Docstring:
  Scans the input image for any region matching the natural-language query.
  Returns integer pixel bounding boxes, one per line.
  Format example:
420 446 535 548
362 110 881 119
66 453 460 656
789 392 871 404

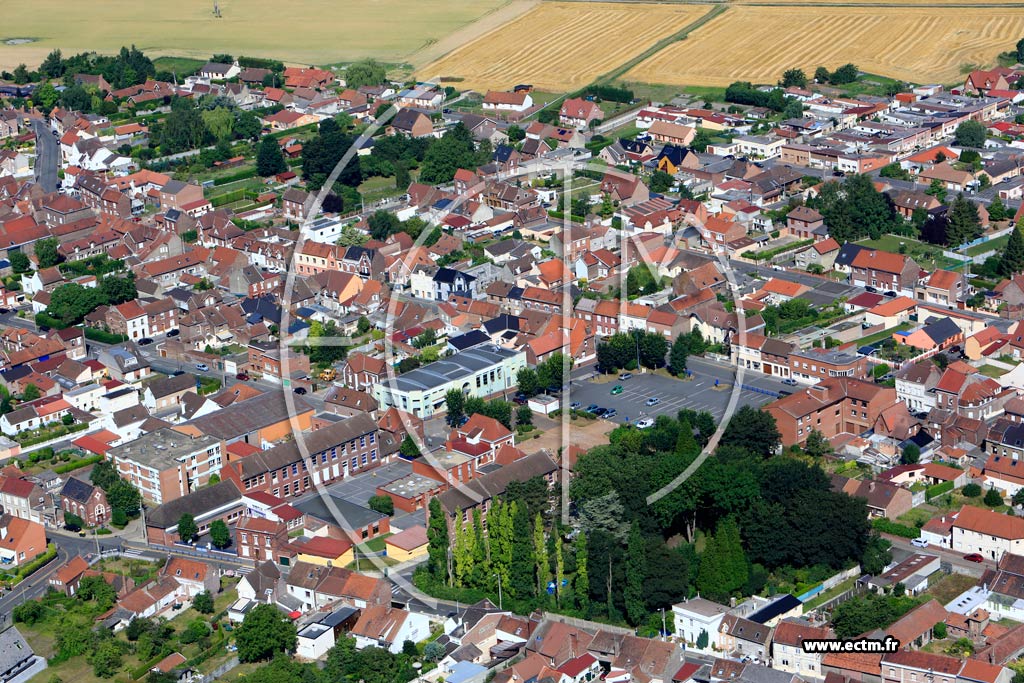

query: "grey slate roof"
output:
146 480 242 529
60 476 96 505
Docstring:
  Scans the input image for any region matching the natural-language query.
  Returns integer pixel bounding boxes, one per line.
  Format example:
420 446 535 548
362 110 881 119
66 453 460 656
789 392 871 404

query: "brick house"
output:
235 515 289 563
60 476 110 525
765 377 900 446
850 250 922 295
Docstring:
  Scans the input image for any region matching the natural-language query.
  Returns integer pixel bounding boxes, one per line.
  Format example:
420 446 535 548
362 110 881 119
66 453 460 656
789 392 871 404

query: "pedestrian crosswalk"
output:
122 549 145 559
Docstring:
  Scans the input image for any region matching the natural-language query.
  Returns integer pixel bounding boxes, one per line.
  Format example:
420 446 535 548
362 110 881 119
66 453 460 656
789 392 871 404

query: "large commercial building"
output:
373 346 526 418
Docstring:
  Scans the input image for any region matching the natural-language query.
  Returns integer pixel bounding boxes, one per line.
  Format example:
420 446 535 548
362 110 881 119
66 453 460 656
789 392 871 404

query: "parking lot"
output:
565 358 794 426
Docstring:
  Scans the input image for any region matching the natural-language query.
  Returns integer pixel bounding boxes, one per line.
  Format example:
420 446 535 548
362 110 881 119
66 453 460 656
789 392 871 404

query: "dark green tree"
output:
624 521 647 625
509 502 535 599
90 458 118 489
720 406 780 458
210 519 231 548
955 120 987 148
34 237 62 268
517 367 540 397
985 487 1004 507
946 194 981 248
901 443 921 464
344 59 387 88
106 480 141 515
235 604 298 662
668 334 689 376
177 513 199 543
256 135 287 177
427 498 449 581
368 495 395 516
445 389 466 427
829 63 859 84
780 68 807 88
9 251 30 273
1001 225 1024 277
192 590 214 614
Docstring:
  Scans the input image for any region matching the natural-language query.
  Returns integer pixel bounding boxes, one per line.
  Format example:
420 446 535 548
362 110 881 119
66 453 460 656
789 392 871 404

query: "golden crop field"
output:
421 1 713 92
627 5 1024 87
0 0 509 71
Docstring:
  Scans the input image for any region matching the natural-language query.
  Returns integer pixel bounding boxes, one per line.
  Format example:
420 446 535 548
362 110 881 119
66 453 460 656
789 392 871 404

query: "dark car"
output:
512 393 528 405
883 291 897 298
570 401 581 410
586 404 600 413
236 372 250 381
865 286 878 293
167 329 180 337
963 553 985 563
293 387 308 395
592 407 608 417
138 337 154 345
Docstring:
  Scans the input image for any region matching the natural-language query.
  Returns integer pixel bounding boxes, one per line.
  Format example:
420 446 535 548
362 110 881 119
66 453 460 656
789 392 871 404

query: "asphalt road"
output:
885 534 993 578
31 119 58 193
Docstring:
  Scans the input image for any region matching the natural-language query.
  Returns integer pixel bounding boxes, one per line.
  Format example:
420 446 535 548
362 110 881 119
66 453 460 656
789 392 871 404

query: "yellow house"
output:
294 536 355 568
385 525 428 563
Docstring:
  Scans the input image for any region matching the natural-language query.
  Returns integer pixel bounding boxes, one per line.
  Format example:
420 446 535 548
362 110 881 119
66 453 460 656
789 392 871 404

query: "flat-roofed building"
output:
108 428 222 504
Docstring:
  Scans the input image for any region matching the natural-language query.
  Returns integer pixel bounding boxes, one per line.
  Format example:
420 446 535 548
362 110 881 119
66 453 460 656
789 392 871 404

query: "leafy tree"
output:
955 120 987 148
63 512 85 531
624 521 647 625
13 600 46 625
808 174 901 242
720 406 780 458
533 513 550 597
516 404 533 427
901 443 921 465
210 519 231 548
1001 225 1024 277
649 170 674 194
933 621 948 639
9 251 30 273
236 603 298 662
106 480 141 515
445 389 466 427
192 590 214 614
517 367 540 397
256 135 287 177
879 163 911 181
783 98 804 120
202 106 234 141
804 429 832 457
831 592 922 638
40 49 64 78
1013 488 1024 507
99 273 138 305
575 531 590 614
420 123 480 184
21 383 40 401
35 237 62 268
111 508 128 527
367 210 400 240
780 68 807 88
94 452 123 491
344 59 387 88
368 494 395 516
814 66 831 83
861 533 892 575
399 435 420 458
88 638 124 678
830 63 859 84
985 487 1004 507
424 641 445 662
156 97 211 155
509 502 535 598
427 498 449 581
1017 37 1024 64
12 64 30 85
177 513 198 543
668 334 689 376
637 331 668 369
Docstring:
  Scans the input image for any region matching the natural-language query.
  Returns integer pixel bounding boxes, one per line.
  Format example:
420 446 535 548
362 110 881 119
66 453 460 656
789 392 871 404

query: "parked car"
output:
138 337 154 346
196 363 210 372
592 407 608 417
910 538 929 548
865 286 878 293
235 372 250 381
963 553 985 563
619 372 633 380
636 417 655 429
585 404 600 414
167 329 180 337
603 409 617 419
512 393 527 405
781 378 798 386
883 291 897 298
570 401 581 410
293 387 307 395
645 397 660 406
611 385 623 395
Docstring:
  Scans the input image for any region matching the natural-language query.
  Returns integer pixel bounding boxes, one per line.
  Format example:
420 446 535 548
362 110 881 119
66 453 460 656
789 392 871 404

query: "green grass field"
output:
0 0 507 71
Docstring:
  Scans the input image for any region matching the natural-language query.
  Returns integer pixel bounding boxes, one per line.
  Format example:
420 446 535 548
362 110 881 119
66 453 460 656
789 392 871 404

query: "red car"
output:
235 372 250 381
963 553 985 563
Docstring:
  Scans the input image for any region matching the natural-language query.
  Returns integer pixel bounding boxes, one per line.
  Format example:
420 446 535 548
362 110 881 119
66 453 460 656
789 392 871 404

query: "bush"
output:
933 621 947 639
926 481 954 501
64 513 85 531
84 328 128 344
872 518 920 539
963 483 982 497
368 494 394 516
984 488 1004 507
53 454 102 474
111 508 128 528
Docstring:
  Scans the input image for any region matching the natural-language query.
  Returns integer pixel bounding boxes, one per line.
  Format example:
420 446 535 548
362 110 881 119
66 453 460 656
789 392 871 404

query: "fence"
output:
195 656 240 683
740 384 781 399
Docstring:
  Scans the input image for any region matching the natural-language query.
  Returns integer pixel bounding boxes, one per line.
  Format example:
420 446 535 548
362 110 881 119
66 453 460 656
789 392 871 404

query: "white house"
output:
351 605 431 654
672 597 729 654
952 505 1024 561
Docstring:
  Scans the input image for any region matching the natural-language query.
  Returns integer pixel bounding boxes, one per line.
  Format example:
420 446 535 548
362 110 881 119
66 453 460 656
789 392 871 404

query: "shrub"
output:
984 488 1004 507
871 518 920 538
64 513 85 531
963 483 982 497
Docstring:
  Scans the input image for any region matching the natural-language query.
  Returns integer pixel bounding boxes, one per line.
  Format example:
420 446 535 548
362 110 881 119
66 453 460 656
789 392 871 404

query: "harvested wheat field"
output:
627 5 1024 87
421 1 713 91
0 0 508 71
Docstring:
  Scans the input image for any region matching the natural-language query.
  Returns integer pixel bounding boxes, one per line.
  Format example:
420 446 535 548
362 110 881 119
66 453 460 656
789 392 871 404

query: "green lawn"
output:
857 323 911 347
152 56 205 77
968 234 1009 257
897 508 933 528
802 577 857 613
978 364 1006 378
358 175 405 203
